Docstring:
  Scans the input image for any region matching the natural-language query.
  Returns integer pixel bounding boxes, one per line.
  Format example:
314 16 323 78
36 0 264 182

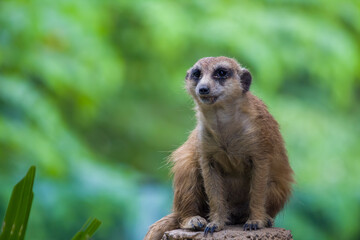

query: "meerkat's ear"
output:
239 68 252 93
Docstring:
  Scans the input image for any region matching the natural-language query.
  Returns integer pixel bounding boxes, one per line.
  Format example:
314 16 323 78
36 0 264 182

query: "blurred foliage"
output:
0 0 359 239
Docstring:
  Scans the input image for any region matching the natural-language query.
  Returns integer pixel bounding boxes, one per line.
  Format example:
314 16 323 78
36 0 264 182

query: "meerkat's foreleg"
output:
243 157 272 230
200 157 229 236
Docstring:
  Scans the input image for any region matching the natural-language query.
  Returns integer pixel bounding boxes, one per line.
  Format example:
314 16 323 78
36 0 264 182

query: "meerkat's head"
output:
185 56 252 106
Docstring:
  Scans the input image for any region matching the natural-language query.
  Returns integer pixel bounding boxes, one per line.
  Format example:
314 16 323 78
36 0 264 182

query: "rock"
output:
162 226 293 240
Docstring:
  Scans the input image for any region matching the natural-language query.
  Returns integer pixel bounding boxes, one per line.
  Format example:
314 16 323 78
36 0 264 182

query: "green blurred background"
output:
0 0 360 239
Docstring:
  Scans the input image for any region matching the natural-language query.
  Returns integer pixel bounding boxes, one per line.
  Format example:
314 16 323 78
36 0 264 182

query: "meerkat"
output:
144 56 294 240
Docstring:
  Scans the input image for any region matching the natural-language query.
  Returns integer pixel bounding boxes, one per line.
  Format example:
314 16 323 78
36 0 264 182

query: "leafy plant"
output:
0 167 35 240
0 166 101 240
72 218 102 240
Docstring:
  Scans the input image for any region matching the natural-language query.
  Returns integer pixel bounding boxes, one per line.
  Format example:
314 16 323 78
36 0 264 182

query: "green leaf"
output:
72 218 102 240
0 166 36 240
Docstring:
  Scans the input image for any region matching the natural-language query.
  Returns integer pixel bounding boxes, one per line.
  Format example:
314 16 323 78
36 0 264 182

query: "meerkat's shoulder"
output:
241 92 268 113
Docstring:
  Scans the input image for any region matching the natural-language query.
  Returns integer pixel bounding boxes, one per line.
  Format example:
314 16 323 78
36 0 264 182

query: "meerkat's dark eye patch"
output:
213 67 232 86
213 67 232 79
191 68 202 81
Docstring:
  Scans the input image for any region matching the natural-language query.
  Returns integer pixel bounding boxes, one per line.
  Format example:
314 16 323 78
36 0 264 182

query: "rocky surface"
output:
162 226 293 240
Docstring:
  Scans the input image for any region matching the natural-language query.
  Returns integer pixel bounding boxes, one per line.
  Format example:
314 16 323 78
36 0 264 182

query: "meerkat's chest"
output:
199 110 256 173
202 117 255 154
201 129 253 175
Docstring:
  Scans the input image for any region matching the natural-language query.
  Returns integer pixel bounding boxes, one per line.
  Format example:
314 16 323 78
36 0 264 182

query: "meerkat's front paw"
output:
204 220 224 237
181 216 207 230
243 217 273 231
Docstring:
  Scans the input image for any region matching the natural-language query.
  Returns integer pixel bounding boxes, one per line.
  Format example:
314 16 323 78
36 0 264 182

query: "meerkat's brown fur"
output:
144 57 294 240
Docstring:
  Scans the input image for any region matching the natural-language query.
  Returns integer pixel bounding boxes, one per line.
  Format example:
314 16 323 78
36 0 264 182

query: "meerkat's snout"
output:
197 84 218 104
197 83 218 104
198 85 210 95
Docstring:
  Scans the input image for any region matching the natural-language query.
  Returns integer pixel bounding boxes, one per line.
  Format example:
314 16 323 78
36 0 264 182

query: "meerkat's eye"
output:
192 69 201 80
218 70 226 77
214 68 229 79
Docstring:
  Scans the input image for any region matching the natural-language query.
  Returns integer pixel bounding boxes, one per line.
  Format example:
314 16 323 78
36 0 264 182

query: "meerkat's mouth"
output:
200 96 218 104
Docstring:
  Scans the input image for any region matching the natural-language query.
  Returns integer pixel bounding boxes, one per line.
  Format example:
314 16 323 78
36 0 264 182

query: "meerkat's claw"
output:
181 216 207 230
252 223 258 230
244 218 270 231
191 222 204 230
210 225 217 235
204 221 221 237
243 223 253 231
204 225 217 237
243 222 259 231
204 226 209 237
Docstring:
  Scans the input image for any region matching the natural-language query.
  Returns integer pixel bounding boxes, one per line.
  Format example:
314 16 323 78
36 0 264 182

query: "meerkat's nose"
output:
199 85 210 95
